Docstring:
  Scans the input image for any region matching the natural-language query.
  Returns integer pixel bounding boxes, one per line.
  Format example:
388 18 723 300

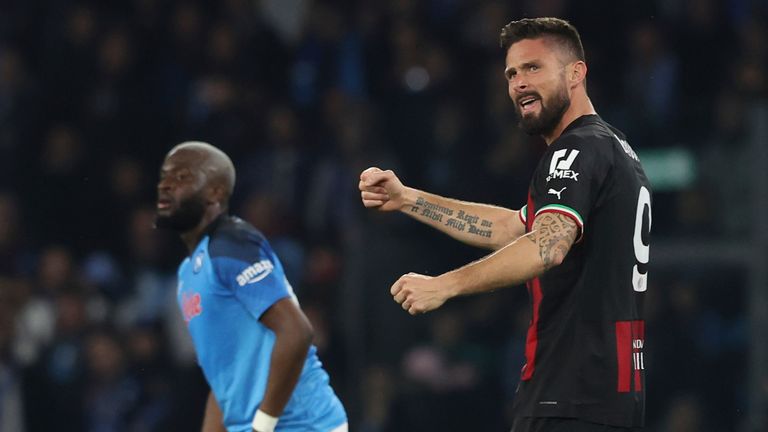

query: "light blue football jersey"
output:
176 215 347 432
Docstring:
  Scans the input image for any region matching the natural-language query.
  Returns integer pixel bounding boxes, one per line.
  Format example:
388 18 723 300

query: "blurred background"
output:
0 0 767 431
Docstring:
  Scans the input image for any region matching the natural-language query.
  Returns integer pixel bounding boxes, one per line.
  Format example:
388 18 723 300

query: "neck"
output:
542 89 596 145
180 205 226 253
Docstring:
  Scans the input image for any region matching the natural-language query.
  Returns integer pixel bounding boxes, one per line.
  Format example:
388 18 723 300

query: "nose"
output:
511 76 528 93
158 176 172 193
508 77 528 100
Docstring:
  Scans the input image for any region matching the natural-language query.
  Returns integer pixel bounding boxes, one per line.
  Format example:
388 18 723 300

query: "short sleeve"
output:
210 234 292 319
532 135 611 240
519 204 528 225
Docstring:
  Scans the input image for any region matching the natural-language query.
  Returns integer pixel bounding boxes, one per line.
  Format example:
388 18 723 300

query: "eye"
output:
528 64 539 72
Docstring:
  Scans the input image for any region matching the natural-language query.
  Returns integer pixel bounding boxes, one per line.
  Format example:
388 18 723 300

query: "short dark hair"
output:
500 17 585 62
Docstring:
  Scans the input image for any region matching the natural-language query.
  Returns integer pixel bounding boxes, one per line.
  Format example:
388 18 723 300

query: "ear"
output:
568 61 587 88
204 185 222 206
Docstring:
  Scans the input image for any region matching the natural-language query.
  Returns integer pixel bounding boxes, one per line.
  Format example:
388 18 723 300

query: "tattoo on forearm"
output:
411 196 452 222
527 213 578 268
444 210 493 238
412 197 494 238
414 197 454 216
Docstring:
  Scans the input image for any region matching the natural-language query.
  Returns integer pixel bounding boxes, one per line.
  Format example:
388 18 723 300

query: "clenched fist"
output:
359 167 408 212
390 272 452 315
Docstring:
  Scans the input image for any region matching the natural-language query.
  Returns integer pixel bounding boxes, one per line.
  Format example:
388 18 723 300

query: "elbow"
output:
300 319 315 348
274 317 314 353
489 239 507 251
292 315 314 352
490 234 516 251
491 219 525 251
544 253 565 270
540 245 569 271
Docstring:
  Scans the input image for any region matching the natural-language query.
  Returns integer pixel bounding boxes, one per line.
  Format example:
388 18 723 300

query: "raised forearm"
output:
442 233 545 296
442 212 578 297
391 213 578 315
399 187 525 250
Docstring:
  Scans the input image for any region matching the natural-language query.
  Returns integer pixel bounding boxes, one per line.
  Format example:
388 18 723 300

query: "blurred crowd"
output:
0 0 766 431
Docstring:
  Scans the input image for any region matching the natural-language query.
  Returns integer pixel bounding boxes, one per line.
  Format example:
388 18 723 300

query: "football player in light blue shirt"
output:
155 141 347 432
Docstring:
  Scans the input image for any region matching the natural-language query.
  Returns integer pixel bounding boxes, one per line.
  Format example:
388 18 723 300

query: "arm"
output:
359 167 525 250
255 297 314 428
201 391 227 432
391 213 578 315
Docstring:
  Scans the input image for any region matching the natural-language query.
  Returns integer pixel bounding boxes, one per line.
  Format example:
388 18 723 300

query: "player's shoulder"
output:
554 115 621 153
207 215 271 262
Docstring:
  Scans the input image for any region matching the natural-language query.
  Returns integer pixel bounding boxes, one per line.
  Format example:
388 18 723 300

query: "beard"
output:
155 193 207 232
516 80 571 136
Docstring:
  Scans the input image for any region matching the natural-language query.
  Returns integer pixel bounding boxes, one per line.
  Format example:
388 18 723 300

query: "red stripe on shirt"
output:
632 320 645 391
521 191 540 381
616 321 632 392
521 276 543 381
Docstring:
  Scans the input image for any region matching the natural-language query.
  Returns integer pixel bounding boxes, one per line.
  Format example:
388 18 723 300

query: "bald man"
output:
156 142 347 432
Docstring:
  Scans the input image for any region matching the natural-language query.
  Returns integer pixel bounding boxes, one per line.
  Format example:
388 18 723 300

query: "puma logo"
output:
548 187 566 200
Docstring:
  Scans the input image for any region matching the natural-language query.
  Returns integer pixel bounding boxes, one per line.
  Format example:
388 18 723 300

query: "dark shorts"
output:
511 417 640 432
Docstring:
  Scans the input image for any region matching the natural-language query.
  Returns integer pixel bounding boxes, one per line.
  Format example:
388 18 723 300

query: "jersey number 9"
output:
632 186 651 292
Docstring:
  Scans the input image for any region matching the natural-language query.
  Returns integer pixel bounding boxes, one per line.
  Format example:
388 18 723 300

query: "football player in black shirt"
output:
359 17 650 432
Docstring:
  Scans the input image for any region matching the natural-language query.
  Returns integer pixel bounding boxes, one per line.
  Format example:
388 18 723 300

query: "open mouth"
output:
519 96 541 114
157 198 173 210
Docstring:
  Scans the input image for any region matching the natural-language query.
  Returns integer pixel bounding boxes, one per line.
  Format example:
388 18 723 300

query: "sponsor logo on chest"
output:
547 149 580 182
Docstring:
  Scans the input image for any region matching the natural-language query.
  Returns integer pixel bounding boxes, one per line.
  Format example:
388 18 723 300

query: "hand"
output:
359 167 407 212
391 273 451 315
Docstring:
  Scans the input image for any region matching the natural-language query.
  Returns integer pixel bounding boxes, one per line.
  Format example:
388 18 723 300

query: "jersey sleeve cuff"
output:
534 204 585 242
519 204 528 225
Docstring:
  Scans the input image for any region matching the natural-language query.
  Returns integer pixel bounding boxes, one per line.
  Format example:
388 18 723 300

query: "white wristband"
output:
252 409 278 432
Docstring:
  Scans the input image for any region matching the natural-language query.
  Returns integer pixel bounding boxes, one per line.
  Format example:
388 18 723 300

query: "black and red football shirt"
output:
512 115 651 428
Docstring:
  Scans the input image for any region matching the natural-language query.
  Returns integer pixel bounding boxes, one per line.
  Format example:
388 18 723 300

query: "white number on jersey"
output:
632 186 652 292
